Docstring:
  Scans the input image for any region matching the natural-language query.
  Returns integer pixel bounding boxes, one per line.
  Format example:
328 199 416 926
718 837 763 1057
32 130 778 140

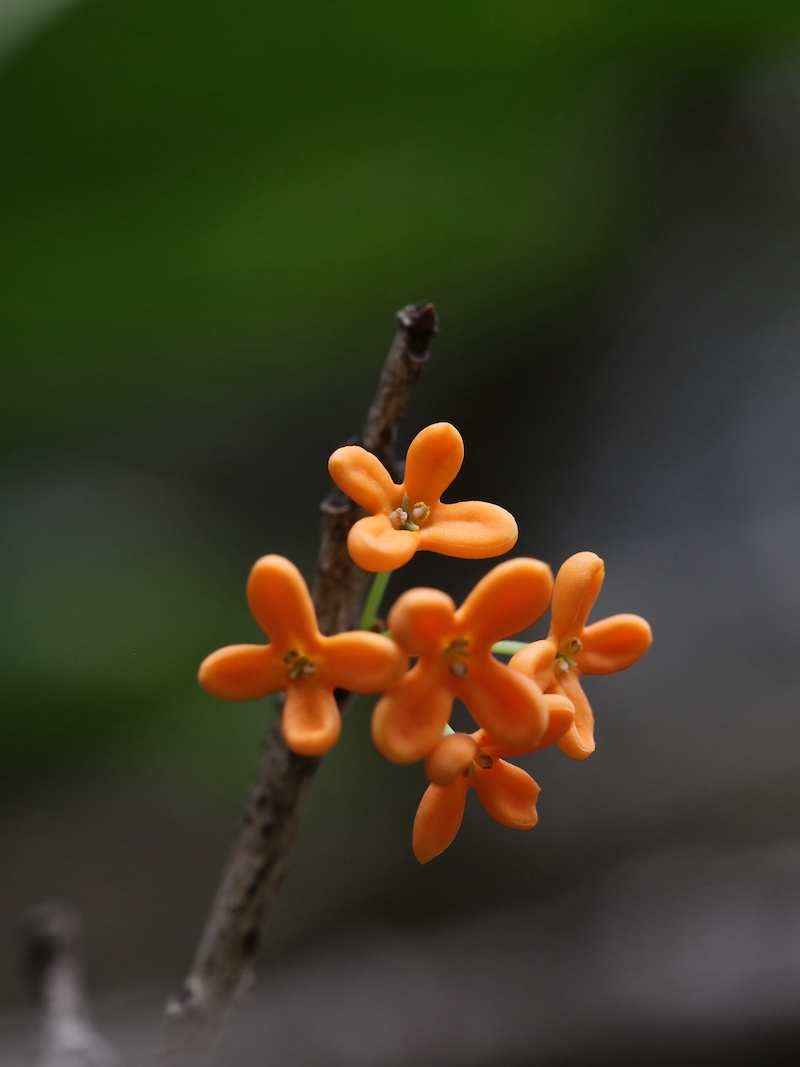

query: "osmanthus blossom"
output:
371 558 555 764
413 698 575 863
509 551 652 760
198 555 407 757
328 422 518 572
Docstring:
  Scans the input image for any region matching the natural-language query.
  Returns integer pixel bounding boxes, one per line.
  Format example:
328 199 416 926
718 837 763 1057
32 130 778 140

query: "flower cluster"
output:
199 422 651 862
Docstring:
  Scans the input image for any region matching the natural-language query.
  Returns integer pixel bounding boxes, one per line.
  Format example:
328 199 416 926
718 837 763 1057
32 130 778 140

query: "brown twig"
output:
157 302 438 1065
24 903 118 1067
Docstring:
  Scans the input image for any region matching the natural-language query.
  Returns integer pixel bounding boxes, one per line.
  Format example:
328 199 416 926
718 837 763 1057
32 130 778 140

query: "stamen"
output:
449 661 468 678
282 649 299 664
449 638 469 652
556 657 570 674
411 502 430 524
565 637 583 655
399 492 420 531
289 655 317 680
475 752 494 770
389 507 408 529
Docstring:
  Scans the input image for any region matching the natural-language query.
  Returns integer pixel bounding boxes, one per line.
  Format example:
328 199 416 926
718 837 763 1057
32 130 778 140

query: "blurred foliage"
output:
2 0 800 453
2 0 800 787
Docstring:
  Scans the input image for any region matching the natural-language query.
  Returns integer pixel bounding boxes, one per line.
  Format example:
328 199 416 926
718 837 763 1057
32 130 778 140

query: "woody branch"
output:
157 302 438 1066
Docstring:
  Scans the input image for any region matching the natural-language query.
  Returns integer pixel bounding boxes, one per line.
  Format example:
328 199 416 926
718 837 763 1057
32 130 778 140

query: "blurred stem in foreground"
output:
24 902 118 1067
157 302 438 1066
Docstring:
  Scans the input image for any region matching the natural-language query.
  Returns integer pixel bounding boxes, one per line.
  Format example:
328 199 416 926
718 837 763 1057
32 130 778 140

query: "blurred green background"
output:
3 0 800 1033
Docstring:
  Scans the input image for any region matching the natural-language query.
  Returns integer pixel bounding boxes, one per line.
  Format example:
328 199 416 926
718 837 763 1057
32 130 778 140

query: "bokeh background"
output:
3 1 800 1063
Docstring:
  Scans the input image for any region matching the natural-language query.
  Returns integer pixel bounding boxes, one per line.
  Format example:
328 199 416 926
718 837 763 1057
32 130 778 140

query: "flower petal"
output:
403 422 464 504
549 552 604 643
577 614 652 675
328 445 397 512
477 691 573 757
425 733 478 785
474 761 540 829
464 656 547 750
247 555 319 649
509 638 557 691
458 558 553 649
412 781 469 863
282 679 341 756
347 514 420 572
554 671 595 760
321 631 408 691
198 643 285 700
372 661 454 763
537 693 575 749
419 500 518 560
386 587 457 656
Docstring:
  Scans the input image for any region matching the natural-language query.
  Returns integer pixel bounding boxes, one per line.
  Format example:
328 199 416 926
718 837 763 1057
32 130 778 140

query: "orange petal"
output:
247 555 319 648
198 643 285 700
577 614 652 675
328 445 397 513
554 671 595 760
536 693 575 749
321 631 408 691
509 638 557 691
425 733 478 785
458 558 552 649
371 661 454 763
549 552 604 643
347 514 420 572
474 760 540 829
403 422 464 504
281 679 341 756
412 780 469 863
464 656 547 750
386 587 457 656
420 500 518 560
477 691 573 757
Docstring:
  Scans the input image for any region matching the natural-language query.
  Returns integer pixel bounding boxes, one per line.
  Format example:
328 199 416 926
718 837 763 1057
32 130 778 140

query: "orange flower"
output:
509 551 652 760
328 422 518 572
372 558 554 763
413 703 574 863
198 555 407 757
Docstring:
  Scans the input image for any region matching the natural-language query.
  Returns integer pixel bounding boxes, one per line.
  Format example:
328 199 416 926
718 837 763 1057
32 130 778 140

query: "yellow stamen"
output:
289 655 317 680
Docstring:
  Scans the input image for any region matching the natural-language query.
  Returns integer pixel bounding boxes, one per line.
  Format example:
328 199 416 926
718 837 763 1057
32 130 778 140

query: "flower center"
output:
462 748 494 776
389 493 430 531
445 637 470 678
283 649 317 679
555 636 581 674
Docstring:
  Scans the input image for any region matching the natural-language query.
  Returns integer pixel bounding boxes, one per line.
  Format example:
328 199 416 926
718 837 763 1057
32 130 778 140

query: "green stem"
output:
359 570 392 631
490 639 527 656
